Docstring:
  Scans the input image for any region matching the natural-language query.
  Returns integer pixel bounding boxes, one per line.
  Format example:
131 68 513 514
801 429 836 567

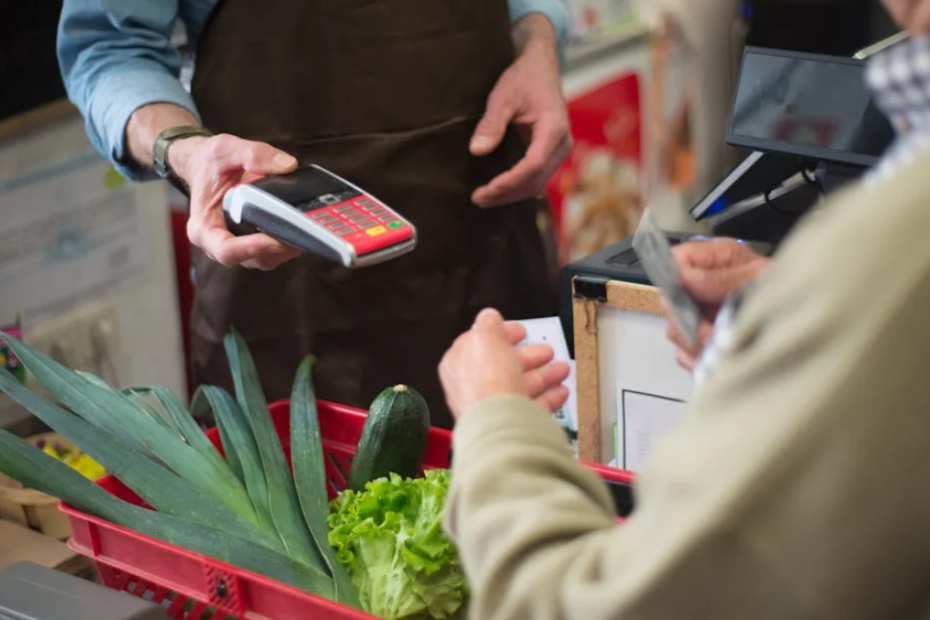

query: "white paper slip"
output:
616 388 686 471
516 317 577 435
632 209 701 348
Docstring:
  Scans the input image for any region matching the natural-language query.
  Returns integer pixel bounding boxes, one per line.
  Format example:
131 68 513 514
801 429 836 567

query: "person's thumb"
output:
470 96 514 156
233 140 298 175
681 262 761 303
472 308 506 333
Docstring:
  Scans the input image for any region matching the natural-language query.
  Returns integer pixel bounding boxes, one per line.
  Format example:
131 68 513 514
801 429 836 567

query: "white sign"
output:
598 307 693 468
616 388 686 470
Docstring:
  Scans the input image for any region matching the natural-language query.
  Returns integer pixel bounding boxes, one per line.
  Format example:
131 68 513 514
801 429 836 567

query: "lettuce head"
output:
328 468 468 620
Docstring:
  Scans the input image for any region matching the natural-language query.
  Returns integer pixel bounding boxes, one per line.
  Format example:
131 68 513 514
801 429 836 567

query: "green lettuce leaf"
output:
328 469 467 619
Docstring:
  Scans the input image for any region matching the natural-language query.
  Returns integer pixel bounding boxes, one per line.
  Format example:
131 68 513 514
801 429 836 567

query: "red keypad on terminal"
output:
308 195 413 255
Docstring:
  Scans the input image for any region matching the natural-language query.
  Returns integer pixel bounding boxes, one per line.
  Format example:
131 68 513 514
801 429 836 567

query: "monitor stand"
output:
706 172 820 245
705 157 871 246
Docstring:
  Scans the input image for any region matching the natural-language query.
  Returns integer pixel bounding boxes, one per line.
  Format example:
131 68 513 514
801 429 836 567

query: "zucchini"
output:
348 384 430 491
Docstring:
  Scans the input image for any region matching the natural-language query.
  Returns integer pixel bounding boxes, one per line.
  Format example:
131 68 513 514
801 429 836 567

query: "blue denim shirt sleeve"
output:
57 0 200 180
509 0 572 59
57 0 572 181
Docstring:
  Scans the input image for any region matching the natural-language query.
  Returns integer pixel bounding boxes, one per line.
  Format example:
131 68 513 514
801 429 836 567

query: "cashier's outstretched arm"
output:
442 163 930 619
122 103 302 271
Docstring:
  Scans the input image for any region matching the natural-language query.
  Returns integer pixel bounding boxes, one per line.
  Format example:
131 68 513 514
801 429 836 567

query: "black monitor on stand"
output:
689 45 896 244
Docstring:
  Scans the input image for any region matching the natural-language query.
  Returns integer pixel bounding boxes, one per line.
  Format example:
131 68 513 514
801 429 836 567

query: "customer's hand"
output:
881 0 930 35
665 238 771 370
170 134 302 270
470 14 572 208
440 309 571 421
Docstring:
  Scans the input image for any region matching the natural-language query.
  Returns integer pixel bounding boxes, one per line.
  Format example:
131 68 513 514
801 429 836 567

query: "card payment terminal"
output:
223 165 417 268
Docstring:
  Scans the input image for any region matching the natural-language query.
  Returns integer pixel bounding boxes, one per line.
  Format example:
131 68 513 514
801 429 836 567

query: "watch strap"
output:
153 125 214 195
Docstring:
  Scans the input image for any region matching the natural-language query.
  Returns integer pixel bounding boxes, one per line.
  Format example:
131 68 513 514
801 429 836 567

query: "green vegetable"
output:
0 330 364 609
2 335 257 524
120 386 177 433
329 469 468 620
223 330 322 569
290 356 360 607
349 385 430 491
192 385 277 534
151 386 223 460
0 423 334 597
0 369 282 552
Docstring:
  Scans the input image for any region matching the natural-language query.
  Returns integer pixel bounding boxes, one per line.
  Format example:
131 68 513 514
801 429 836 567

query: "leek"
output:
1 334 258 525
224 330 322 568
0 369 283 552
193 385 277 534
0 425 334 598
290 355 359 606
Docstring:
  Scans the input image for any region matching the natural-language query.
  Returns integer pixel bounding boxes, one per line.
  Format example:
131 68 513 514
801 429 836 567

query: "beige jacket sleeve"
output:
444 150 930 620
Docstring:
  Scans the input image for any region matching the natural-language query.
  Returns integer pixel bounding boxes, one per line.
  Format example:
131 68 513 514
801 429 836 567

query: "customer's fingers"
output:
911 0 930 34
503 321 528 344
675 348 697 372
517 344 555 371
524 361 571 398
535 385 570 414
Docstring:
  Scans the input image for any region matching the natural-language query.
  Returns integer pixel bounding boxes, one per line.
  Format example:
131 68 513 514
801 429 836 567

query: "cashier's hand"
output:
170 134 302 270
470 14 571 208
665 238 771 370
439 309 571 421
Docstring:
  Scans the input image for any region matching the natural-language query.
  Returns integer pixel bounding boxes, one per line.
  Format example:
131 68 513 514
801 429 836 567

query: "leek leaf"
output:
0 369 283 553
0 332 257 525
224 329 322 568
190 385 246 486
72 371 168 459
193 385 278 534
0 426 334 598
290 356 360 606
150 386 228 468
120 387 177 432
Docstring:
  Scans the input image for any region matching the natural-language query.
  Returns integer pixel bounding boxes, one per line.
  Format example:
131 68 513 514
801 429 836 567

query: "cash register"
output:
560 34 905 351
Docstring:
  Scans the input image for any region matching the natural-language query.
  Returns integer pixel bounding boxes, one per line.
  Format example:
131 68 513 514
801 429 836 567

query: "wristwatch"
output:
153 125 214 195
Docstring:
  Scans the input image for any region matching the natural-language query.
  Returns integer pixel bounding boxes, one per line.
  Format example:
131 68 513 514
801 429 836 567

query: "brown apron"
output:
188 0 557 429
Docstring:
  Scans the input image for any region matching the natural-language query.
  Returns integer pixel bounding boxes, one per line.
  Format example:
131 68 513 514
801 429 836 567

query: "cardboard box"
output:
0 520 94 578
0 432 77 539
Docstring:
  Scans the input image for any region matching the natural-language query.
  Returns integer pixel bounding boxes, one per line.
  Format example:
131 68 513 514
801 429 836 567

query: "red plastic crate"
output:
60 400 634 620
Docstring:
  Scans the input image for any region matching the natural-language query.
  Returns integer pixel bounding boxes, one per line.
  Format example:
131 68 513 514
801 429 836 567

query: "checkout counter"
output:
559 36 902 465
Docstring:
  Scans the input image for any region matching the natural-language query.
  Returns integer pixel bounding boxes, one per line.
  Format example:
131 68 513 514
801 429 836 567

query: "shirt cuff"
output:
86 69 201 181
509 0 573 62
